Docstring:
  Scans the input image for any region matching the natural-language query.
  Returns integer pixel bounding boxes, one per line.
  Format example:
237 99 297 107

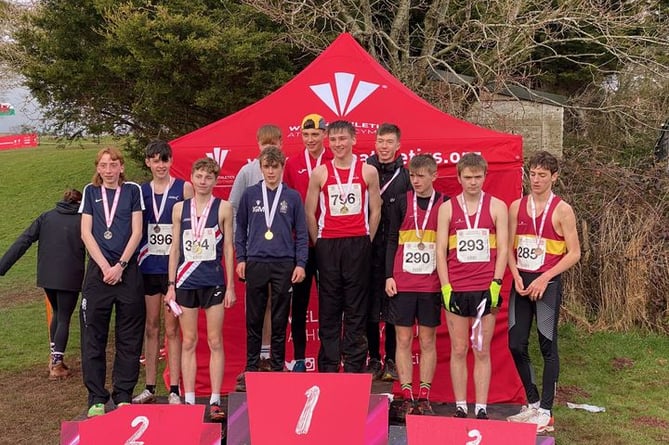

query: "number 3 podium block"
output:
240 372 386 445
406 414 538 445
60 405 220 445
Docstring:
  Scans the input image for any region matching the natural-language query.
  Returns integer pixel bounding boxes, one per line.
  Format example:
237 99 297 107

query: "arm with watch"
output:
103 209 143 286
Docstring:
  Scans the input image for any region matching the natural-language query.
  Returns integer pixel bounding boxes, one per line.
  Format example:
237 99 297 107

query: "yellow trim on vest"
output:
399 229 437 244
513 235 566 255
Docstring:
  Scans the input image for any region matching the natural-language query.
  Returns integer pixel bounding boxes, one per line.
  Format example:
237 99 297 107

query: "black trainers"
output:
381 359 398 381
399 399 416 421
454 406 468 418
365 358 383 380
476 408 489 420
415 398 435 415
235 373 246 392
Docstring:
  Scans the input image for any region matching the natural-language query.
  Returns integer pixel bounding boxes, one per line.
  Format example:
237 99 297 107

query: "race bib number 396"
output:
147 224 173 255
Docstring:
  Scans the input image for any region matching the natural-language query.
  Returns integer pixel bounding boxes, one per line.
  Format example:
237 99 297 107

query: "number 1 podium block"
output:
244 372 386 445
60 404 220 445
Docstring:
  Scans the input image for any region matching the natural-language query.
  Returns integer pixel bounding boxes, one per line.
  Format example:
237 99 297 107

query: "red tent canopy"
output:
169 33 525 404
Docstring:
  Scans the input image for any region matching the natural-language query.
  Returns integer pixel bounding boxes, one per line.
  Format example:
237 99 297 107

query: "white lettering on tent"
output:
310 72 380 116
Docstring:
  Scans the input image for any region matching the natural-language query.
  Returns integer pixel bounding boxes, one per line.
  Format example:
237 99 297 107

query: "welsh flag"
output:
0 103 16 116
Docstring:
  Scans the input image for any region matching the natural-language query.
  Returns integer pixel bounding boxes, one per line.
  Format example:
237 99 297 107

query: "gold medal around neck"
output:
533 247 544 256
340 205 349 214
103 230 113 240
194 244 202 255
418 242 425 250
153 225 161 233
265 230 274 241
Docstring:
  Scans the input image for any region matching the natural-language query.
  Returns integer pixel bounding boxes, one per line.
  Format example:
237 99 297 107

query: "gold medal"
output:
340 205 349 214
103 230 113 240
153 225 161 233
194 243 202 255
533 247 544 256
265 230 274 240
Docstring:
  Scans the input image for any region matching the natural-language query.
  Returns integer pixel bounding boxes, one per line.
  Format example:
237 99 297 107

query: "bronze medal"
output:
533 247 544 256
153 225 161 233
418 242 425 250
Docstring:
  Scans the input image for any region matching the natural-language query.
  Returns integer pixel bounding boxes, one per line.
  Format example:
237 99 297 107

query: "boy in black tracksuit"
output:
235 146 309 381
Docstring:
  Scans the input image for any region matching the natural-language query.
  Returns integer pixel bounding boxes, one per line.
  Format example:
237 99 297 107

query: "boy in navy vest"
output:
164 157 236 421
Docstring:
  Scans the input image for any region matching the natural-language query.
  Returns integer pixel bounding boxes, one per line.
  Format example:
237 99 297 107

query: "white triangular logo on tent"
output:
310 72 380 116
206 146 229 168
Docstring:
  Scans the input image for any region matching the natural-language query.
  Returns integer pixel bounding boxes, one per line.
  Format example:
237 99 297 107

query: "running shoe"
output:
258 357 272 372
49 362 71 380
168 392 182 405
235 373 246 392
293 360 307 372
507 405 538 423
415 398 435 415
476 408 489 420
132 389 156 404
365 358 383 380
209 403 226 422
381 359 399 381
454 406 468 418
526 411 555 433
87 403 105 417
398 399 416 421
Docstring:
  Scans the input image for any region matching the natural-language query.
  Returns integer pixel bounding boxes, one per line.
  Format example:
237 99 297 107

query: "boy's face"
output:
529 165 557 195
302 129 325 155
458 166 486 196
191 168 217 195
97 153 124 186
375 132 400 163
260 160 284 188
328 129 355 159
409 167 436 196
145 154 172 180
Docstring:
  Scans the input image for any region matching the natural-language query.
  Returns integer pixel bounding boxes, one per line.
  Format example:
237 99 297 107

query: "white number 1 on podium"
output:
295 385 320 435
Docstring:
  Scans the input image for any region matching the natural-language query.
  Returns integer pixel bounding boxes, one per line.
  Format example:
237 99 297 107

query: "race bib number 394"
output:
182 228 216 262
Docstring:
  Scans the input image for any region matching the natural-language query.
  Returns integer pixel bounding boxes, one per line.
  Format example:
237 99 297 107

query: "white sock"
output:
185 392 196 405
538 408 551 416
456 401 468 413
260 345 271 359
209 393 220 405
529 401 540 409
475 403 487 414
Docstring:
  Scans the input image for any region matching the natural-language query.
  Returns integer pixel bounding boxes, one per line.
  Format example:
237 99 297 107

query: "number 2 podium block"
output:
60 404 220 445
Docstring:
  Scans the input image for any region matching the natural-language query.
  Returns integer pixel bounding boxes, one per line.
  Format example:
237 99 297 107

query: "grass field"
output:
0 141 667 444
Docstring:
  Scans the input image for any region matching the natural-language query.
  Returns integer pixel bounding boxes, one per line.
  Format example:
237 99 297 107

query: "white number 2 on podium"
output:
466 429 482 445
124 415 149 445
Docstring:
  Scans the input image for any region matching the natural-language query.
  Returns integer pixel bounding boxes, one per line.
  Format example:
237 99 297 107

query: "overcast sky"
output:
0 85 44 134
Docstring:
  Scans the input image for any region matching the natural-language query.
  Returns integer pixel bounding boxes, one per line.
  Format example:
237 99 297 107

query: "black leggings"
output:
44 288 79 355
508 273 562 411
